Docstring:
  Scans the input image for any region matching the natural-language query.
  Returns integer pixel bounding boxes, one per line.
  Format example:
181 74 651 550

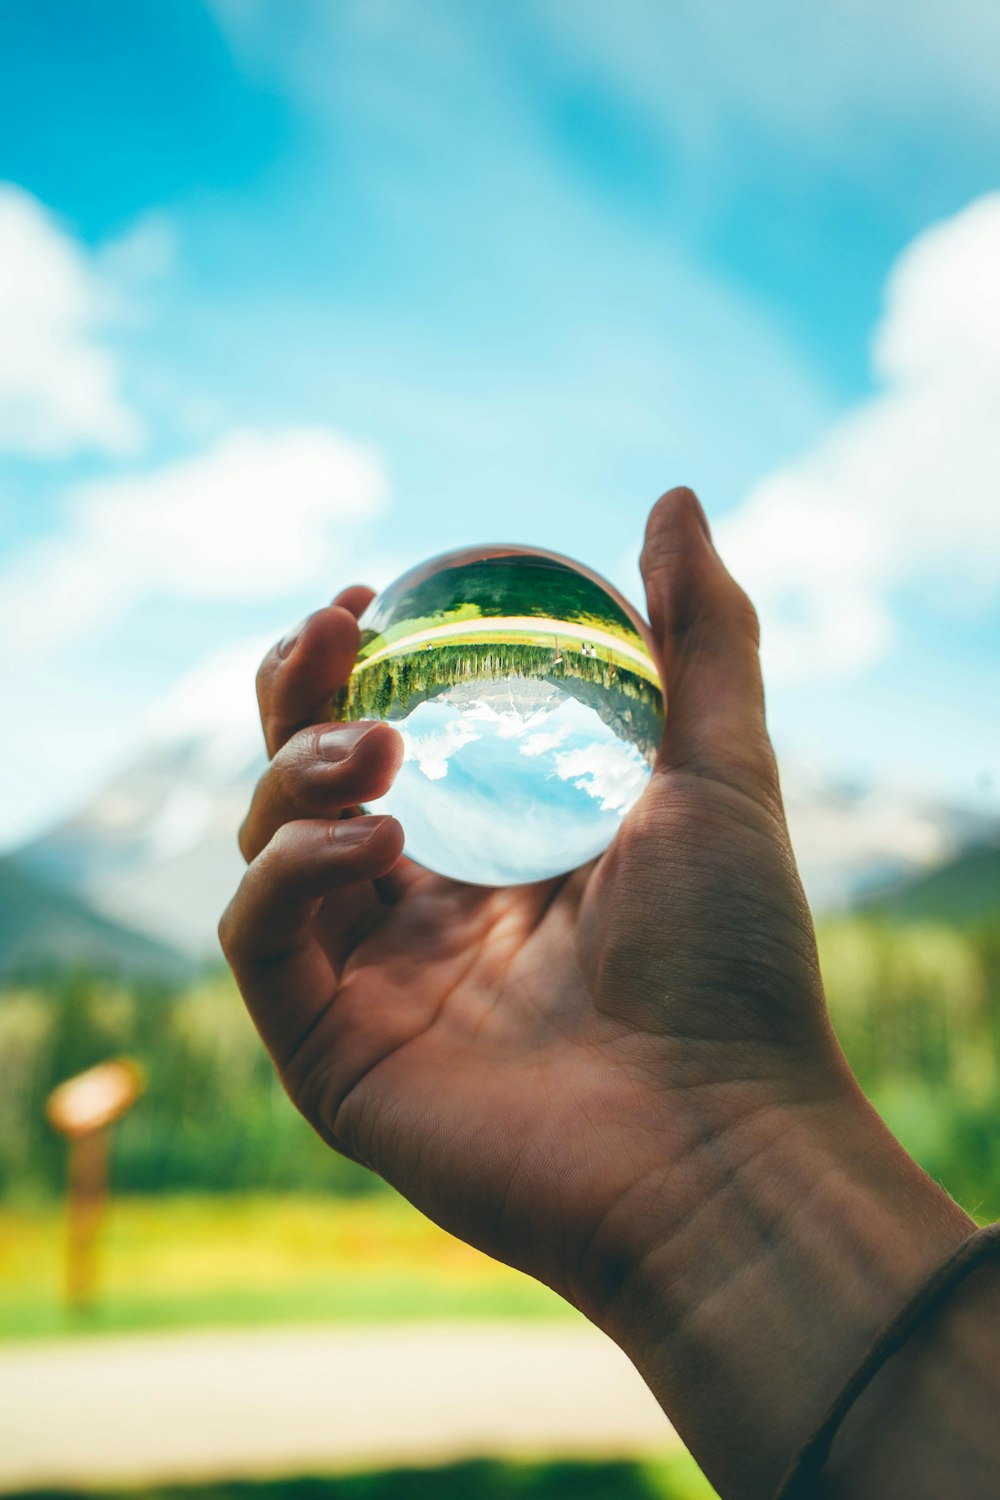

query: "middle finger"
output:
239 720 405 864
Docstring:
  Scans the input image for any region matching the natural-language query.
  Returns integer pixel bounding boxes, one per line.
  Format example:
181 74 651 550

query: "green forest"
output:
336 640 665 761
359 555 645 658
2 915 1000 1217
10 1455 718 1500
0 971 375 1201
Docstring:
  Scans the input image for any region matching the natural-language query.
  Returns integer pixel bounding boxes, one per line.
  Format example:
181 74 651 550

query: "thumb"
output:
640 487 778 802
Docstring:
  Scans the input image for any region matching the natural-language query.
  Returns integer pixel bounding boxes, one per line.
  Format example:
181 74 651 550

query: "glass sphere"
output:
332 544 665 886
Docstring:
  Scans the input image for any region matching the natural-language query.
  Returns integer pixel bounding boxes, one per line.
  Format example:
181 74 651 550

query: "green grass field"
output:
0 1193 575 1342
3 1457 719 1500
357 612 647 664
358 554 647 661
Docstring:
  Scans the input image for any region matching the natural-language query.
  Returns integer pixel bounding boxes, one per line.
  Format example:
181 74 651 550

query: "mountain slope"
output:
857 838 1000 926
19 732 999 958
0 855 191 982
11 640 999 955
18 736 260 961
17 641 267 961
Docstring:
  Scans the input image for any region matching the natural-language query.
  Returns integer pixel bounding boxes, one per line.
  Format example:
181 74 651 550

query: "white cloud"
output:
0 426 388 657
535 0 1000 154
553 739 649 813
143 633 273 776
97 213 177 291
0 183 140 456
520 727 569 757
716 191 1000 684
403 717 481 781
875 200 1000 381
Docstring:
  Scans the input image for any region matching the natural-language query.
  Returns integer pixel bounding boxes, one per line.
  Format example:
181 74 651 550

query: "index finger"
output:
257 584 376 757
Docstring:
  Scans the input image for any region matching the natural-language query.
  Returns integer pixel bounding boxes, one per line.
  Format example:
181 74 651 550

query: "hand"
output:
222 489 822 1282
220 488 973 1497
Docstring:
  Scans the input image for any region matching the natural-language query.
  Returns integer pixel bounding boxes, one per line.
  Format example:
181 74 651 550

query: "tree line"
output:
0 971 376 1200
336 640 664 762
2 917 999 1216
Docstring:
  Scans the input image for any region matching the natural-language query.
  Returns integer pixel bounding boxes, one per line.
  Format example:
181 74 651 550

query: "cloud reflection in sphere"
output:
331 545 665 886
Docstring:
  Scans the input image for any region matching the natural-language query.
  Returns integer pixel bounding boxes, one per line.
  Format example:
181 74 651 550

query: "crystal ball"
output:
332 544 665 886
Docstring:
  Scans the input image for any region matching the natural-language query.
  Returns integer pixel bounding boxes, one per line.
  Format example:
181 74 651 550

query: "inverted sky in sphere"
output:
367 688 650 885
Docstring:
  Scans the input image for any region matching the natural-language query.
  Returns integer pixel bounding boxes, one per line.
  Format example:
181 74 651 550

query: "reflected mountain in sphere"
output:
332 545 665 885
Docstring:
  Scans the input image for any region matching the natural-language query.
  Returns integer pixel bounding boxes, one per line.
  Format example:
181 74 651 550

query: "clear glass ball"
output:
332 544 665 886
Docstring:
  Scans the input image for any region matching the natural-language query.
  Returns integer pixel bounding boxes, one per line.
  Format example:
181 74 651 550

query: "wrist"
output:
584 1072 973 1499
824 1227 1000 1496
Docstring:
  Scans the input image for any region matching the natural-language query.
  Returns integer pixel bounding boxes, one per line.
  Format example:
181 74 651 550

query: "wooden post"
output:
65 1126 109 1309
47 1059 145 1314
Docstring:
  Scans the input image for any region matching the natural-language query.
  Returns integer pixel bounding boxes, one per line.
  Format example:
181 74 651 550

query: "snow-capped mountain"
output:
16 643 268 961
18 735 264 960
0 853 194 981
778 762 994 914
14 648 998 959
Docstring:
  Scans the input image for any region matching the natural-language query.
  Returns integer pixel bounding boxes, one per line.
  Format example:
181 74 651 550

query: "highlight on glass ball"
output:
331 545 665 886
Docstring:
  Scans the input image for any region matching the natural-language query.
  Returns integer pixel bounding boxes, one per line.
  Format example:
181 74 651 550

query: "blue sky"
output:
1 0 999 847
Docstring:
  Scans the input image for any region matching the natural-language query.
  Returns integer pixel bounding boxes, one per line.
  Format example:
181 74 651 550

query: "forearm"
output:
589 1077 979 1499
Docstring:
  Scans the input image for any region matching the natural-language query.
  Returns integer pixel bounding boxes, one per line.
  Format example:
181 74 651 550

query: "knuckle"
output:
287 738 339 811
262 734 318 807
287 722 322 756
727 582 760 645
269 739 308 799
217 899 238 962
284 1052 335 1132
255 649 278 705
639 531 682 592
263 819 302 867
660 742 784 820
237 811 255 862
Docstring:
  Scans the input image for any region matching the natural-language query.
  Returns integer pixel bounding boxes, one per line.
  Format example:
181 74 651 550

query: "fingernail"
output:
318 723 378 762
278 616 311 659
333 816 387 845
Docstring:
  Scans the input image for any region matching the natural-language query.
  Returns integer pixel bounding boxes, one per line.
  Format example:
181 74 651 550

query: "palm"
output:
294 857 597 1285
284 768 821 1302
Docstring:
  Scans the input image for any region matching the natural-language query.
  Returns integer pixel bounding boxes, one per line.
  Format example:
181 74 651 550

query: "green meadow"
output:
357 554 647 662
0 1193 571 1342
2 1456 719 1500
2 910 999 1343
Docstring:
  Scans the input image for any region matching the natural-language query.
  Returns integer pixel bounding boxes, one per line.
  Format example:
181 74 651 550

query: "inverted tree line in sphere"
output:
334 641 665 762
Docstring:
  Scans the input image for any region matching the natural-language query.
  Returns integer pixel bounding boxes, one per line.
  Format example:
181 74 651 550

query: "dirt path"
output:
0 1322 678 1490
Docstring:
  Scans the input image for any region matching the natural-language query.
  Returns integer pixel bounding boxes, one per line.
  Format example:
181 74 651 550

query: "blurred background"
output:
1 2 999 1497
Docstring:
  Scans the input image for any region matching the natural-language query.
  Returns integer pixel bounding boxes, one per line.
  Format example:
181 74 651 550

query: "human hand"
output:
220 488 973 1496
221 487 842 1290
